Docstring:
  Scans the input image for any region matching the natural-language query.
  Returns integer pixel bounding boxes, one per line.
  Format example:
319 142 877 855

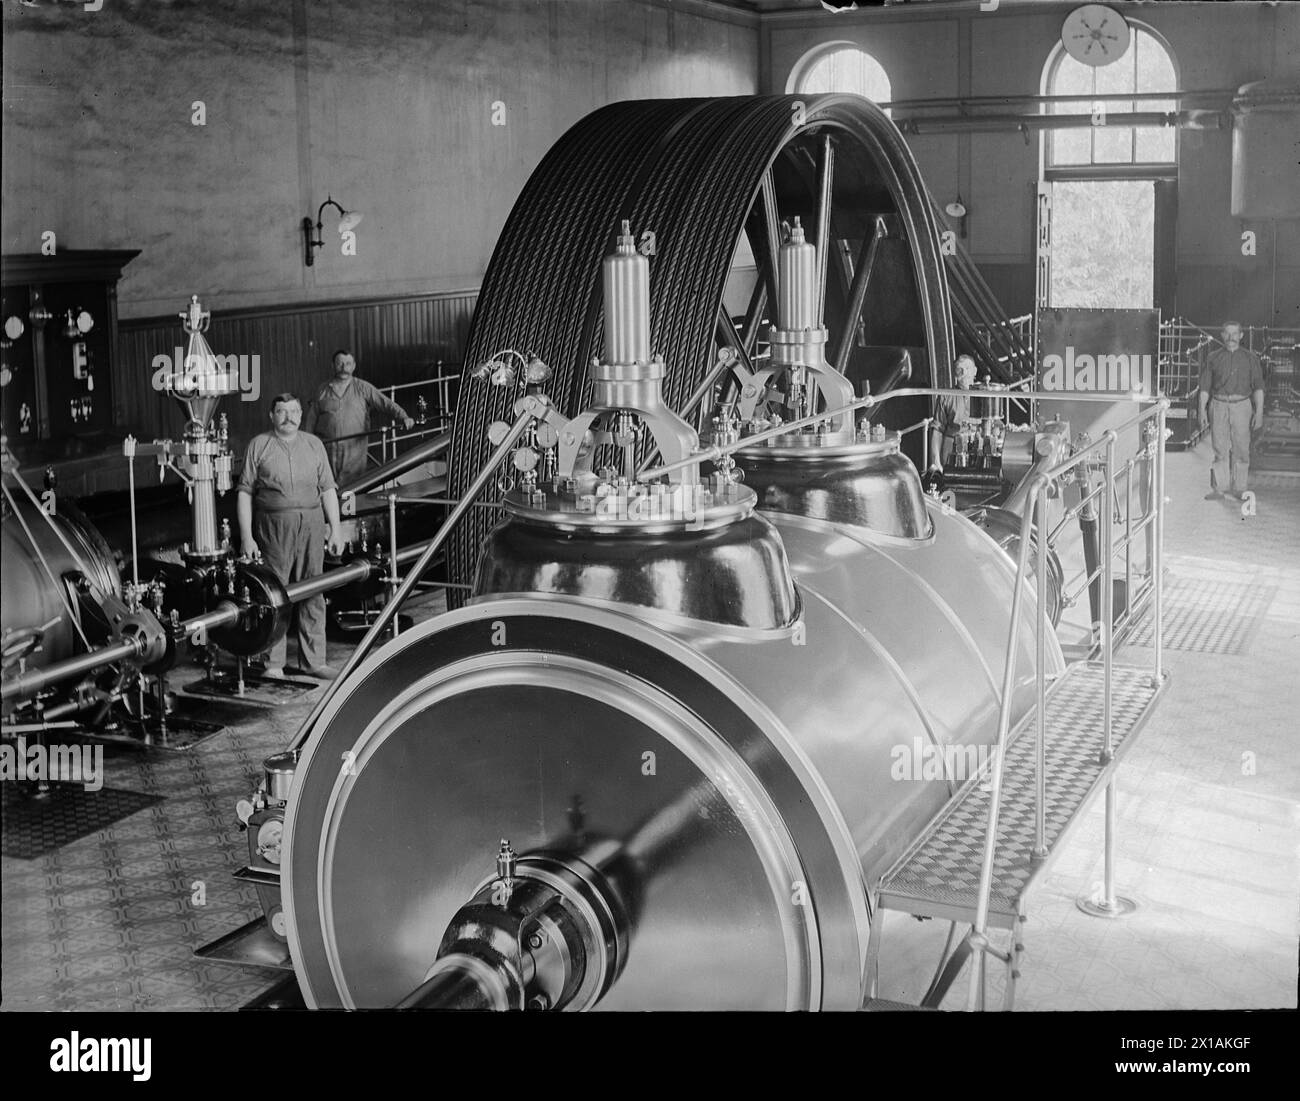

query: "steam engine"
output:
275 101 1065 1009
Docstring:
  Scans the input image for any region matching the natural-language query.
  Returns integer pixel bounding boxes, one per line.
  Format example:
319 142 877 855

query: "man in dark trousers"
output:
1199 321 1265 501
237 392 345 679
304 349 414 486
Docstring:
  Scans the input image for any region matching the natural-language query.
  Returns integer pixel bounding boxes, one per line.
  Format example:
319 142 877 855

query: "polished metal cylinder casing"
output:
602 226 650 367
474 508 798 629
1 497 121 682
777 219 819 332
282 487 1062 1010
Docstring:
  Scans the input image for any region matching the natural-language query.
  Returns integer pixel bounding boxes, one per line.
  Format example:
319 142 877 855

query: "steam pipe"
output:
4 638 143 699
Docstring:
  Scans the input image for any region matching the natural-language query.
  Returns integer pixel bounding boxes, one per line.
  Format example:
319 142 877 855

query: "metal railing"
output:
310 369 461 471
964 393 1168 1011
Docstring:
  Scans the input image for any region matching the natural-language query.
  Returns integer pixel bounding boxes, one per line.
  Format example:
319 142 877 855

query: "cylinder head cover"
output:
738 436 933 540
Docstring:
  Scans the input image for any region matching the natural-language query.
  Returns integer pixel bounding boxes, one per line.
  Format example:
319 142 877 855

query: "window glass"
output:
1047 28 1175 167
797 47 892 115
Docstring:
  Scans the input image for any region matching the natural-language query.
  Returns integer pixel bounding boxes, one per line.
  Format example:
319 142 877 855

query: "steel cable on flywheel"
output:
447 95 954 600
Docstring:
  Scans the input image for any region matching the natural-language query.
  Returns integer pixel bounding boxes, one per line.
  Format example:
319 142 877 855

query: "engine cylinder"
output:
283 494 1061 1010
1 496 120 679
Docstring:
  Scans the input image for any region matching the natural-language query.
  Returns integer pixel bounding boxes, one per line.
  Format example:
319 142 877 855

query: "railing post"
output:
1101 432 1115 762
966 473 1042 1012
1123 459 1133 615
1153 400 1167 684
388 491 400 641
1033 480 1048 861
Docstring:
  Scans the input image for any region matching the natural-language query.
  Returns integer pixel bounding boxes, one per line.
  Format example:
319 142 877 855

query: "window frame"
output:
1041 21 1180 175
786 40 893 114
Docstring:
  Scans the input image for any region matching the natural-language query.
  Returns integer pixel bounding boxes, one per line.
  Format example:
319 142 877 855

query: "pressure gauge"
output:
1061 5 1131 67
4 316 23 340
536 422 560 450
256 819 284 865
76 310 94 334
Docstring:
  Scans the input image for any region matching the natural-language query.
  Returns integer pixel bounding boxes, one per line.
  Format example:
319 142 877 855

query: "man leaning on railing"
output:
304 349 414 485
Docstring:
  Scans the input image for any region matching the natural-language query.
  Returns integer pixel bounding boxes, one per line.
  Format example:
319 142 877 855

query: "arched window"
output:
1045 25 1176 167
789 44 892 115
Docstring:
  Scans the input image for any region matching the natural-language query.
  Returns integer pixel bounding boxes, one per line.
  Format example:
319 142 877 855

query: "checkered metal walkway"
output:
877 662 1166 928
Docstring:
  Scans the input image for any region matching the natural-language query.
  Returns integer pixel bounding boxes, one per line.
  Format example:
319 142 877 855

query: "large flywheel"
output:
447 94 955 596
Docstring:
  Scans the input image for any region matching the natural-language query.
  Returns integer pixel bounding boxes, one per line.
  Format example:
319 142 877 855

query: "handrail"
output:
385 371 461 434
385 373 461 393
636 386 1157 483
965 395 1168 1010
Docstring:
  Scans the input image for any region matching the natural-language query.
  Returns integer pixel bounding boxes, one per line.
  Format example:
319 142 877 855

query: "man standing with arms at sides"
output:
928 354 978 471
237 392 345 680
1199 321 1265 501
304 349 415 486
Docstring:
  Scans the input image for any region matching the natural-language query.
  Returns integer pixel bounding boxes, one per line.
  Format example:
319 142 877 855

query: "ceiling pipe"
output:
879 88 1238 111
894 109 1224 136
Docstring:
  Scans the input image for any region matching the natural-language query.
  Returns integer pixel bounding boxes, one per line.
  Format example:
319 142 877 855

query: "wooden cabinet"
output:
1 250 139 462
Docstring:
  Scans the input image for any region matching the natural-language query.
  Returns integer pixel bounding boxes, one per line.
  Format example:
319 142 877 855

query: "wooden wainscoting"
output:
117 289 478 450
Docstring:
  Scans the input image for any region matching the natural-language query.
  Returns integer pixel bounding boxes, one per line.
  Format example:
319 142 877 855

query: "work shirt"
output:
237 430 336 512
304 376 409 485
934 391 971 439
1199 347 1265 400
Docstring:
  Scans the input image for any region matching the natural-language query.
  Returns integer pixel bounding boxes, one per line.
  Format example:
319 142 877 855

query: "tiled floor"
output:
3 443 1297 1011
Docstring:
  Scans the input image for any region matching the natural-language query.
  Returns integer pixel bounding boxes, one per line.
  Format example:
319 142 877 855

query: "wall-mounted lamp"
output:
303 196 364 267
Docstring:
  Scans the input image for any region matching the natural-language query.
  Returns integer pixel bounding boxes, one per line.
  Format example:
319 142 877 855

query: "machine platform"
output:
877 661 1167 929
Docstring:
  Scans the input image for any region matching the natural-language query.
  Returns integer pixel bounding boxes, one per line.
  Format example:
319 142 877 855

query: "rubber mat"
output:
1127 575 1277 654
1 783 164 860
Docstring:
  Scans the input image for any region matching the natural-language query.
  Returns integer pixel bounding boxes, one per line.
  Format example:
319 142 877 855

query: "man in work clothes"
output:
237 392 345 679
928 354 978 471
304 349 414 486
1198 321 1265 500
